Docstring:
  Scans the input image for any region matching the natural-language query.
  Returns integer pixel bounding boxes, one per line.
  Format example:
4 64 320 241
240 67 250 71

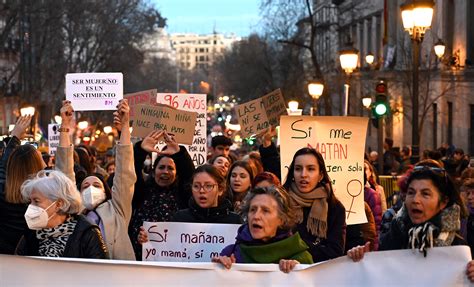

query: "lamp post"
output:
434 39 446 59
401 0 434 163
365 53 375 66
307 80 324 116
339 43 359 116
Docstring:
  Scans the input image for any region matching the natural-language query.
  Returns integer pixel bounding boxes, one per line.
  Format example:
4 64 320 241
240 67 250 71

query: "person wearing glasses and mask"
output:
55 100 136 260
348 165 467 261
137 165 241 245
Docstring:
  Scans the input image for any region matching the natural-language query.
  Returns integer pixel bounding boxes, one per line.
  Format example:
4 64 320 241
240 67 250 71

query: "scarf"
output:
406 204 461 257
36 217 77 257
289 183 328 239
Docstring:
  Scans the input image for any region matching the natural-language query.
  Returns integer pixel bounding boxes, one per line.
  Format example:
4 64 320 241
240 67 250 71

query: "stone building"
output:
312 0 474 155
170 32 241 70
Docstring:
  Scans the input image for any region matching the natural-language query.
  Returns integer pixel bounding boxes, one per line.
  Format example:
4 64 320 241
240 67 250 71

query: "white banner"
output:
280 116 368 225
156 93 207 166
142 222 240 262
48 124 61 156
1 246 471 286
65 72 123 111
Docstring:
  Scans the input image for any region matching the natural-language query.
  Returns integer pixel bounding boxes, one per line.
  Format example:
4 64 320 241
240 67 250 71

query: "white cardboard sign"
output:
142 221 240 262
65 73 123 111
156 93 207 166
280 116 369 225
48 124 61 156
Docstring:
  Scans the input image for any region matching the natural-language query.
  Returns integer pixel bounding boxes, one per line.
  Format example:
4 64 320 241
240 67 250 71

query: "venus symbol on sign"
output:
345 179 362 219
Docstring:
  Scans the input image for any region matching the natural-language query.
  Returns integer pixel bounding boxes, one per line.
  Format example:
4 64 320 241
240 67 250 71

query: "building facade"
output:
170 33 241 70
313 0 474 155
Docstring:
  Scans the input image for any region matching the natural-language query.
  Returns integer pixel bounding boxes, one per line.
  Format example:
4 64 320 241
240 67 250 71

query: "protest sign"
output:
124 89 157 119
48 124 61 156
236 89 287 138
156 93 207 166
142 221 240 262
2 246 470 286
131 104 197 145
65 73 123 111
280 116 369 225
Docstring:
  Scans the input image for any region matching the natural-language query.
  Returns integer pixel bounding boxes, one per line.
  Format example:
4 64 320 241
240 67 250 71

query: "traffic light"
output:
372 81 389 118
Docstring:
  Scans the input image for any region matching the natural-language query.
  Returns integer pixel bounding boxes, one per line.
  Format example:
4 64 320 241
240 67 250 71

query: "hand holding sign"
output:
257 126 277 148
113 99 130 128
60 100 74 128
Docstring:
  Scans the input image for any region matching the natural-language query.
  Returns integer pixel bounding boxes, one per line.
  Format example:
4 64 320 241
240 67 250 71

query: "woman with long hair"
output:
227 161 254 212
283 147 346 263
0 115 46 254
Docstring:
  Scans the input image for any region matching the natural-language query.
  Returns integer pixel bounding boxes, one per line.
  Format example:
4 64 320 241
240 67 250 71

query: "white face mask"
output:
24 201 57 230
82 186 106 210
144 159 152 167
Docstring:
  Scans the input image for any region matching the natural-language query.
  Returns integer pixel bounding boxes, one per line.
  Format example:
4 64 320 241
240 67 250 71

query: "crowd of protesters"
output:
1 100 474 278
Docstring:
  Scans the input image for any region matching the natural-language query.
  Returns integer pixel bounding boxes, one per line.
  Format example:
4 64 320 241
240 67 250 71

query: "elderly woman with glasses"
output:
212 186 313 273
348 165 466 261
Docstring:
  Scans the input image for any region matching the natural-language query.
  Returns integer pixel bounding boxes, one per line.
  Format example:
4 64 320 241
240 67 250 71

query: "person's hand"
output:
141 131 164 153
279 259 299 273
257 126 277 148
466 261 474 282
160 132 179 156
60 100 74 128
10 115 32 139
212 254 236 269
347 242 371 262
113 99 130 129
137 226 149 245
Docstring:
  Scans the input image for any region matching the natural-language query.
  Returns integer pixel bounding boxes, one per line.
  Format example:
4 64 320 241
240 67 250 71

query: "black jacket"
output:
294 199 346 263
132 142 194 210
172 198 242 224
15 214 108 259
0 136 28 254
259 142 281 179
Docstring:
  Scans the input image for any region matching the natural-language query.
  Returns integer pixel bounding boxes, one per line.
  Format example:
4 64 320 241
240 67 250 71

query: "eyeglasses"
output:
191 183 217 192
412 165 447 177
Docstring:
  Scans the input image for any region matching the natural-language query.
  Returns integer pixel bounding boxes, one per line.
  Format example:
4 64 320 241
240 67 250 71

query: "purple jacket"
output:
220 224 293 263
364 186 382 250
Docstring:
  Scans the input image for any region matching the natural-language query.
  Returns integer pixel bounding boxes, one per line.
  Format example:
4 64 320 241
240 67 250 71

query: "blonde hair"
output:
5 145 44 203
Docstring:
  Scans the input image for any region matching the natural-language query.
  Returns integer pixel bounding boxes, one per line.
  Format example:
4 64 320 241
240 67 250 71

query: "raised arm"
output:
110 99 136 221
0 116 31 182
257 127 281 179
54 100 75 183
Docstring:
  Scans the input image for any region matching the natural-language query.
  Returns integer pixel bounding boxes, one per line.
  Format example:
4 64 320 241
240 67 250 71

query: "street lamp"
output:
434 38 446 59
362 96 372 109
287 100 302 116
20 106 35 116
307 80 324 116
365 53 375 66
339 43 359 116
401 0 434 162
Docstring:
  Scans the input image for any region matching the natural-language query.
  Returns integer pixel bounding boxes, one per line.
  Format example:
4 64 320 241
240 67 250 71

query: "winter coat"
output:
364 186 382 250
0 136 28 254
258 142 281 179
345 202 377 252
380 204 466 251
220 224 313 264
129 143 194 259
15 214 108 259
172 198 241 224
295 198 346 263
56 143 137 260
